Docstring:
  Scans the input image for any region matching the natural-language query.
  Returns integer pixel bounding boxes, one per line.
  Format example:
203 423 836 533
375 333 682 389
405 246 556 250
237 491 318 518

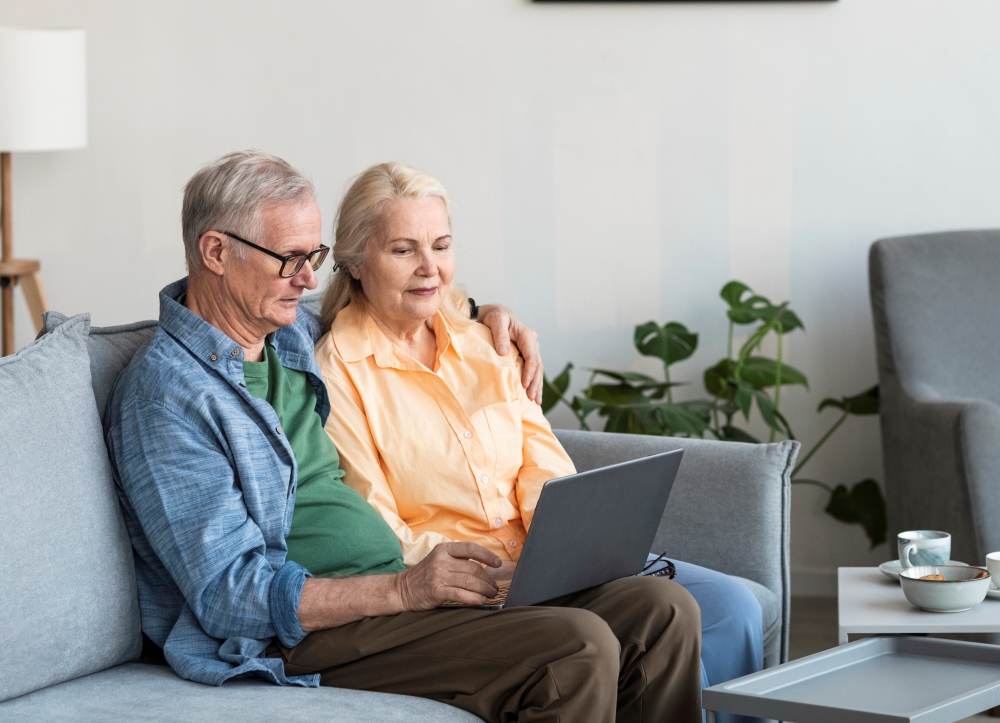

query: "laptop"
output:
441 449 683 610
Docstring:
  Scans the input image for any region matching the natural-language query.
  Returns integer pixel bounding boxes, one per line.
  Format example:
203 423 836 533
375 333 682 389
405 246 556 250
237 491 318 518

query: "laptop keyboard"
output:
439 579 511 608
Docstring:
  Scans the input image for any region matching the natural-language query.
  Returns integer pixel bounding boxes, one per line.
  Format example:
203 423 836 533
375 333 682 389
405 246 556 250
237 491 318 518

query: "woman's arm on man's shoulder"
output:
476 304 543 405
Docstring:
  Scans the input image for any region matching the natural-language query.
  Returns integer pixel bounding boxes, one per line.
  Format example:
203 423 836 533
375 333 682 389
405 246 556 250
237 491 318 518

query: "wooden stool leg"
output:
1 279 12 356
20 269 49 333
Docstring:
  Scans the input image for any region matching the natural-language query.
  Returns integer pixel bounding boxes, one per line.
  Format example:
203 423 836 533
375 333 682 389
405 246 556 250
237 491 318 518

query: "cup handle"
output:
901 542 918 569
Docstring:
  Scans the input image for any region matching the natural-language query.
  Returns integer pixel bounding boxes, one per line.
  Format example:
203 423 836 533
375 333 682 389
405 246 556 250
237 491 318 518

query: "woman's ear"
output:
348 264 361 280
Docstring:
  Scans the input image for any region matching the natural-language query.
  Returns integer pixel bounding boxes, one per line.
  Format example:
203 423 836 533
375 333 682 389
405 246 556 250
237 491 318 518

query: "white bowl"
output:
899 565 991 612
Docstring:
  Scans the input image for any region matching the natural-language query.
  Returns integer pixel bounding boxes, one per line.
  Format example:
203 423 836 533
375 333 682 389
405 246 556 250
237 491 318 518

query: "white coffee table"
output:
838 567 1000 644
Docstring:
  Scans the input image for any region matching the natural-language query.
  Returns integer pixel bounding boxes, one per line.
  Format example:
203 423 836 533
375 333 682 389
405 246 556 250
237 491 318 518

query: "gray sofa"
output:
0 302 797 721
870 230 1000 565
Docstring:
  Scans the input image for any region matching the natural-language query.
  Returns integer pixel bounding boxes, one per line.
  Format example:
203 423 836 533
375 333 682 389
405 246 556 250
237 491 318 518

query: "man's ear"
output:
198 231 229 276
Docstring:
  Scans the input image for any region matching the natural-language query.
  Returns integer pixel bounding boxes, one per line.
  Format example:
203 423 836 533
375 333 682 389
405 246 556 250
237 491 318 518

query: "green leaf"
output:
586 383 646 407
541 362 573 414
736 303 788 362
603 407 632 434
774 408 796 440
720 281 752 308
634 321 699 366
717 425 760 443
739 357 809 389
653 402 709 436
734 382 754 419
588 368 660 385
571 395 603 417
754 390 782 433
636 406 667 436
818 385 880 415
778 309 805 334
727 308 759 325
823 478 887 549
704 358 737 399
678 398 713 422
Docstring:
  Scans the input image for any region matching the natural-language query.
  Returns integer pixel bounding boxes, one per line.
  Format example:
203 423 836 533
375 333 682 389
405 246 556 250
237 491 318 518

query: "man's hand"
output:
478 304 543 404
396 542 502 610
485 560 517 581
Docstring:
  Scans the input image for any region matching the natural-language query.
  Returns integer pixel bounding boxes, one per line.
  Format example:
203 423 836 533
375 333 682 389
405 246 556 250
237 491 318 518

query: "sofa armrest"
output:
958 399 1000 558
553 429 797 663
882 389 1000 564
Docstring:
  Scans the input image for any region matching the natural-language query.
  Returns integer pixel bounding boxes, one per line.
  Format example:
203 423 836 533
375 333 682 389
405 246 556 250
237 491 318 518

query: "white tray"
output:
703 636 1000 723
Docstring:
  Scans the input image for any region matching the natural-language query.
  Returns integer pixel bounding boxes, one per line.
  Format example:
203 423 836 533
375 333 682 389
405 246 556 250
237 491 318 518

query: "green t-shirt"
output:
243 343 405 578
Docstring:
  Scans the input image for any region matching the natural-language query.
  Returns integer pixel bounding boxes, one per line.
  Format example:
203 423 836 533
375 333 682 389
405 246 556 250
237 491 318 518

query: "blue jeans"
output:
648 557 765 723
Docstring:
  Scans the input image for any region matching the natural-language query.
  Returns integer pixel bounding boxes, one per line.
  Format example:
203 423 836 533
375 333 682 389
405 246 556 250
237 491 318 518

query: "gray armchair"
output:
870 230 1000 566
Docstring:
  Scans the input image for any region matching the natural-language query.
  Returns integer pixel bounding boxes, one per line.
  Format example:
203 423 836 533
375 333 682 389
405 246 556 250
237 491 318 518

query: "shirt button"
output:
494 518 503 527
209 354 217 361
481 475 489 484
275 426 283 435
231 348 239 357
509 540 518 548
464 431 472 439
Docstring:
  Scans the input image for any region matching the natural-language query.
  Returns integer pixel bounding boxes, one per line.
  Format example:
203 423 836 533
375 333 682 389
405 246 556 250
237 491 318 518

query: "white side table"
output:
838 567 1000 644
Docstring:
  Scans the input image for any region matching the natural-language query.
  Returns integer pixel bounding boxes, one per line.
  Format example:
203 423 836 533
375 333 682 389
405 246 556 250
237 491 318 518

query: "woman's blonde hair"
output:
320 162 473 331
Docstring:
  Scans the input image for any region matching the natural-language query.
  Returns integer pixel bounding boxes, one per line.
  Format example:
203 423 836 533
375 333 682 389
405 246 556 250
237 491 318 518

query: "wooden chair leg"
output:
20 269 48 333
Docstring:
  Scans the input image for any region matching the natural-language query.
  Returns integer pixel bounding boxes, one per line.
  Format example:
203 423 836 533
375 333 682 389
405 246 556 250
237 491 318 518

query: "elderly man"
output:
104 151 702 723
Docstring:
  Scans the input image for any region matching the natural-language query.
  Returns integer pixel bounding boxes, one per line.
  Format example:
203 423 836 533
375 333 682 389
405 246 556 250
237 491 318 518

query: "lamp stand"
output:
0 152 49 356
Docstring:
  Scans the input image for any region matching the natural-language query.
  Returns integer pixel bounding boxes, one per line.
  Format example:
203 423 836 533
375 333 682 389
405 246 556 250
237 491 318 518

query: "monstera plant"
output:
542 280 886 548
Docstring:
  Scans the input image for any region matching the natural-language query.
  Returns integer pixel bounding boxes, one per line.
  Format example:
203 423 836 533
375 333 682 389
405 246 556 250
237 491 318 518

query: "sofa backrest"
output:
0 314 142 703
74 295 325 419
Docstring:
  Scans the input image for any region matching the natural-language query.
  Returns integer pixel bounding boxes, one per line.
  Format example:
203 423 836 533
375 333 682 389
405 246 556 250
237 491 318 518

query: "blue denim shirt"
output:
104 278 327 687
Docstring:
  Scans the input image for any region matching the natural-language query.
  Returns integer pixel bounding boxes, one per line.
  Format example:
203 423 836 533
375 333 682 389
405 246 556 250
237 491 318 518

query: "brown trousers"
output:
269 576 702 723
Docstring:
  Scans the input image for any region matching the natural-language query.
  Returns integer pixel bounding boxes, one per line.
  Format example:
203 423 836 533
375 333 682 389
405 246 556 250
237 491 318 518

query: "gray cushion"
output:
0 663 484 722
43 311 158 420
0 314 142 703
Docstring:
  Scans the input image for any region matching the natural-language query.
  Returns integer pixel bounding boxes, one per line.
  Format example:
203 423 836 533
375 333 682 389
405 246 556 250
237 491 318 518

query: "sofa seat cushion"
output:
0 663 484 722
0 314 142 702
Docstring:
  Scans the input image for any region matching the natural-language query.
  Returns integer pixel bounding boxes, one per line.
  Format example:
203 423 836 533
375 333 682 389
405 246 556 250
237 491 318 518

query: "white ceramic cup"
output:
898 530 951 568
985 552 1000 589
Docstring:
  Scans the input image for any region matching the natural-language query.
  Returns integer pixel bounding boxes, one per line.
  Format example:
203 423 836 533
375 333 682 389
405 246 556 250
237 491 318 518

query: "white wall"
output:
5 0 1000 593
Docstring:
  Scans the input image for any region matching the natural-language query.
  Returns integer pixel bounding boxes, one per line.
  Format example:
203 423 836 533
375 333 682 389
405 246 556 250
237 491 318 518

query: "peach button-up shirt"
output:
315 304 577 566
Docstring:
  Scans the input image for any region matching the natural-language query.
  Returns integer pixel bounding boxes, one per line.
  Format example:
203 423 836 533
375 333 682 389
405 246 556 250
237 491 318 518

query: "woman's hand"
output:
478 304 543 404
396 542 502 610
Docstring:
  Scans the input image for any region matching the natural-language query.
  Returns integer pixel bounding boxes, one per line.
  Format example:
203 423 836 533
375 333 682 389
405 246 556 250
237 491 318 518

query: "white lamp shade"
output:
0 27 87 152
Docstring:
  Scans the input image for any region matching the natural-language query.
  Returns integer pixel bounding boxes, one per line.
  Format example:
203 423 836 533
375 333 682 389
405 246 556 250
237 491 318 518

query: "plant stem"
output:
769 331 784 443
791 478 834 493
792 411 848 477
664 361 673 403
727 321 734 360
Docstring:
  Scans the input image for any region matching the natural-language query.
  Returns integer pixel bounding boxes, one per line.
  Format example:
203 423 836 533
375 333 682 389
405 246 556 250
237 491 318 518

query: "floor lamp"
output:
0 27 87 356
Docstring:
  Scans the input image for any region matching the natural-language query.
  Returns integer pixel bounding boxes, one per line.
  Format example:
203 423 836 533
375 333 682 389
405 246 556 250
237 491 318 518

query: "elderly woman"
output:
309 162 763 723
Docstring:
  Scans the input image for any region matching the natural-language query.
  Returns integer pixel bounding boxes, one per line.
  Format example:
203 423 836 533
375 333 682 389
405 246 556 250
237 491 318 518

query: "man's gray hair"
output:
182 150 315 269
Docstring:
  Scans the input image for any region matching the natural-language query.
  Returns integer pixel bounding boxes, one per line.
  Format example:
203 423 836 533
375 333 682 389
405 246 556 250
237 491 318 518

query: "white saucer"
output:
986 588 1000 600
879 559 968 581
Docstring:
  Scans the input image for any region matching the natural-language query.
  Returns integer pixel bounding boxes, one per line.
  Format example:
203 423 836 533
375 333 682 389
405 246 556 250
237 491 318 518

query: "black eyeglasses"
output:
641 552 677 579
220 230 330 278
